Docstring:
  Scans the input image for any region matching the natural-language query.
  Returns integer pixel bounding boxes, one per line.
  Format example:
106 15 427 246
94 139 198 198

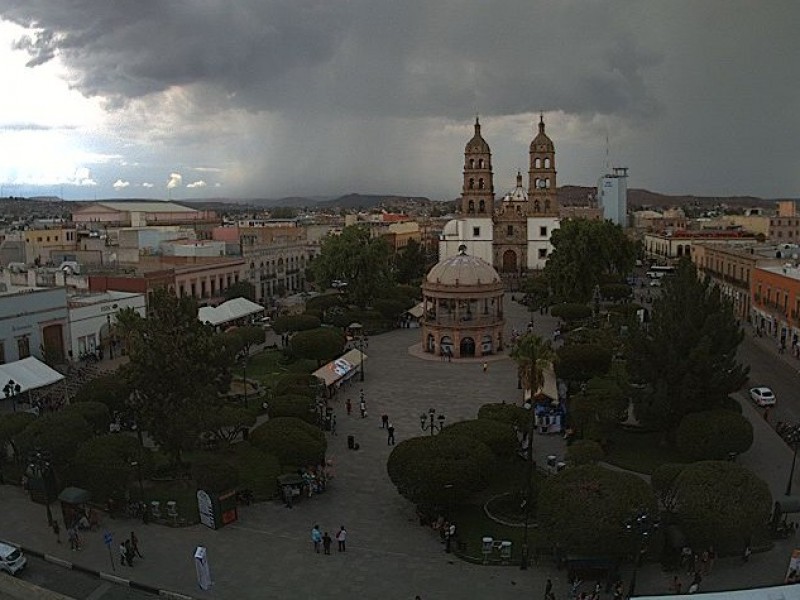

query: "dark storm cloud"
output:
1 0 661 119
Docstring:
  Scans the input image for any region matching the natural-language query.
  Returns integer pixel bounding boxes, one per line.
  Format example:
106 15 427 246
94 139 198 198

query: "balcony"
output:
424 314 503 328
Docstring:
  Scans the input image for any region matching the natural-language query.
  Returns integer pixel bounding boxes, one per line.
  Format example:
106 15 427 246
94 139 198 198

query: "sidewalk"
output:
1 296 799 599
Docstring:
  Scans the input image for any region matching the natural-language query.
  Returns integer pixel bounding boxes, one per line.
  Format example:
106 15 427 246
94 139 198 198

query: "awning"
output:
636 585 800 600
58 486 91 505
407 302 424 319
312 349 368 388
0 357 65 394
198 297 264 326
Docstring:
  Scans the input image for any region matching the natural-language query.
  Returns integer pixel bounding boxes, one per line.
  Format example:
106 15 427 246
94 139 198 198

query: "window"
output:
473 227 481 237
478 159 484 169
468 178 475 190
478 178 485 189
540 226 547 237
468 200 475 213
544 157 551 168
16 335 30 359
535 158 541 168
469 159 474 169
0 340 5 364
507 225 514 236
538 248 547 259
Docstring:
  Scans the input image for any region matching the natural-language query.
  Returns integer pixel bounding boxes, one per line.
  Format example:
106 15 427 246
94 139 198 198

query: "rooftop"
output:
759 265 800 281
68 290 144 306
88 201 197 213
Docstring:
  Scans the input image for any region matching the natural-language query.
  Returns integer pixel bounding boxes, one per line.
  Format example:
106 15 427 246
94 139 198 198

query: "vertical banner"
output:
785 548 800 583
194 546 212 590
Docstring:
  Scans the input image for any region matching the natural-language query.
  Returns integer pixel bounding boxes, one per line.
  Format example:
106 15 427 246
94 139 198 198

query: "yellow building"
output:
24 228 78 264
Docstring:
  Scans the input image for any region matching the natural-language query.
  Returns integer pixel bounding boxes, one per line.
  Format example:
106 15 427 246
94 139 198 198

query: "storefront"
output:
68 291 146 360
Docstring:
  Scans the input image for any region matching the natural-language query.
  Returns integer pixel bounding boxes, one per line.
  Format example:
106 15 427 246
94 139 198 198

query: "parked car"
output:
649 279 662 287
0 542 26 575
750 386 776 407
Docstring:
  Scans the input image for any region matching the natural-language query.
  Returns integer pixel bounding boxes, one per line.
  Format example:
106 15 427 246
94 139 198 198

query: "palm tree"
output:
511 333 554 400
510 332 554 570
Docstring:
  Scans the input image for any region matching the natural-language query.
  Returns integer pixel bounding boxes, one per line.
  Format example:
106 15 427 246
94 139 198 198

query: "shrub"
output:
0 412 37 459
192 454 239 493
250 417 327 468
672 461 771 553
285 359 318 374
676 410 753 461
538 465 657 554
555 344 612 382
305 294 345 313
387 435 494 508
372 299 409 321
274 373 320 398
73 372 131 414
442 419 518 458
268 394 317 424
73 435 153 500
566 440 604 466
13 412 93 466
550 303 592 322
273 314 321 334
232 443 281 500
289 328 345 364
63 401 111 435
600 283 632 301
651 463 686 510
477 403 529 430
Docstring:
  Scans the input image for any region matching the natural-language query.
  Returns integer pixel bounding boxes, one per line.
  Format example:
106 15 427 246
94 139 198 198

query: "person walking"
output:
330 413 337 436
52 519 61 544
322 531 332 555
381 414 389 429
124 540 134 566
346 398 352 416
387 423 395 446
119 541 127 566
336 526 347 552
482 362 488 373
131 531 143 558
311 524 322 553
545 578 553 598
359 398 367 419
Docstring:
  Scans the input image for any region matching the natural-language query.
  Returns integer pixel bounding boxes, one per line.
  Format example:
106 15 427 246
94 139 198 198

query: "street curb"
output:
0 538 198 599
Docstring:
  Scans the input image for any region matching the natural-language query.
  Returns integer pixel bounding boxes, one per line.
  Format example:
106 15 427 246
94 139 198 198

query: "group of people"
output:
380 413 396 445
119 531 143 567
677 545 717 594
310 524 347 555
431 516 457 553
345 390 368 419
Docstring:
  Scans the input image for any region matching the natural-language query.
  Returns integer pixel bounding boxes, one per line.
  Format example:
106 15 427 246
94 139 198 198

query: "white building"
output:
67 291 146 359
0 284 69 364
597 167 629 227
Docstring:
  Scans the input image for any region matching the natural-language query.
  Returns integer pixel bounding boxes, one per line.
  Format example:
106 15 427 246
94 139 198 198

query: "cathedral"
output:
439 115 560 273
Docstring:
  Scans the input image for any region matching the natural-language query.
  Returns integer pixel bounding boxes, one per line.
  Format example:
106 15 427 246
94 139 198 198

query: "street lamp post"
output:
131 460 145 501
624 508 660 598
519 392 537 570
785 426 800 496
28 450 54 527
3 379 21 413
349 322 365 382
420 407 445 436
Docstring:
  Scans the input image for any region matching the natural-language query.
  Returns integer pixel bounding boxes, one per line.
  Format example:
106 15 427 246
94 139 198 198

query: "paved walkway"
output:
1 295 800 599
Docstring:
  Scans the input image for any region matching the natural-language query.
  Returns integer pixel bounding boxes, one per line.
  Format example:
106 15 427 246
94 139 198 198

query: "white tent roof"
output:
0 357 65 393
407 302 424 318
198 297 264 326
313 349 367 387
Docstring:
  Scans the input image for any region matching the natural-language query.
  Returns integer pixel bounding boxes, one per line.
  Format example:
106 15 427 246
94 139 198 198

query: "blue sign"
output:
103 531 113 547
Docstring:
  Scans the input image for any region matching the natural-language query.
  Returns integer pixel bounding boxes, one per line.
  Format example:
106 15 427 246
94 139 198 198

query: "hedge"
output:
550 303 593 322
565 440 605 466
268 394 317 424
250 417 327 468
676 410 753 461
273 314 321 334
477 403 529 430
442 419 518 458
73 435 153 500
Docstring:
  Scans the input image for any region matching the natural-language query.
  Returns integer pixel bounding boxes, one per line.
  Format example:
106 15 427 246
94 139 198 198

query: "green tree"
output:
387 435 494 509
13 412 93 467
670 461 771 553
192 453 239 493
73 435 153 500
569 377 628 442
274 373 319 398
538 465 656 554
544 219 636 302
223 280 256 301
116 289 233 464
272 314 321 334
555 344 612 383
511 334 554 397
627 260 747 431
565 440 605 466
394 239 428 284
676 410 753 461
477 403 529 430
232 443 281 500
289 328 345 365
651 463 686 512
62 401 111 435
550 303 593 323
311 225 393 307
198 405 258 446
268 394 317 424
0 412 36 460
600 283 633 302
72 372 132 415
249 417 327 468
521 276 551 312
442 419 518 459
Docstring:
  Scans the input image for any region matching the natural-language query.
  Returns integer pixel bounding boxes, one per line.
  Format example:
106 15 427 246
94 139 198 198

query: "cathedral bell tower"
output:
460 117 495 216
527 114 558 216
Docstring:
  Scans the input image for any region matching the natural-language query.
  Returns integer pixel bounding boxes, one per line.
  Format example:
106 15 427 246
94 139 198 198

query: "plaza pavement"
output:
1 294 800 599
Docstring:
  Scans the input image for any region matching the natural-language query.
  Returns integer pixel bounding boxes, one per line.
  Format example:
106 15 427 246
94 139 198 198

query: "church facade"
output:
439 116 560 272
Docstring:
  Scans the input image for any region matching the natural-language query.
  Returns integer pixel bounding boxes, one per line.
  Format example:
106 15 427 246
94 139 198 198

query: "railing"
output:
424 314 503 327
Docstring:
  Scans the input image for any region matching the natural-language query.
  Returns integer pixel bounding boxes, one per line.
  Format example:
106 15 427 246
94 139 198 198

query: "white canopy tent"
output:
198 297 265 327
0 357 65 394
637 584 800 599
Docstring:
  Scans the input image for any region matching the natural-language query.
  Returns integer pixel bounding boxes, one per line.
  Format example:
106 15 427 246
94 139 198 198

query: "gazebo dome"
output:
426 250 501 287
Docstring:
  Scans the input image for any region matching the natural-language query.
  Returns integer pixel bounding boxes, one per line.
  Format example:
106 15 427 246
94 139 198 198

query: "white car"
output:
750 387 776 407
0 542 26 575
649 279 662 287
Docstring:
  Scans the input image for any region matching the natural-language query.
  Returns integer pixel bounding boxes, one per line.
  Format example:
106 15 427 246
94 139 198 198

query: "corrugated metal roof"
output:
95 201 197 213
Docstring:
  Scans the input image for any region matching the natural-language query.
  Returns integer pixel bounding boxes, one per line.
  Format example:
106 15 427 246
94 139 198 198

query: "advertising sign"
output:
194 546 212 590
197 490 216 530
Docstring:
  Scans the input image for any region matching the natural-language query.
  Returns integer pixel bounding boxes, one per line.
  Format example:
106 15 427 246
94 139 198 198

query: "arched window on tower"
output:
544 157 551 169
469 159 474 169
469 178 475 189
534 200 540 212
478 178 485 189
534 178 540 189
468 200 475 213
479 200 486 213
535 158 541 169
478 158 484 169
544 199 551 212
546 178 551 188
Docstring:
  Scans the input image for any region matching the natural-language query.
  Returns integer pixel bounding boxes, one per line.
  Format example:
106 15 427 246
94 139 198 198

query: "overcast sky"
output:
0 1 797 201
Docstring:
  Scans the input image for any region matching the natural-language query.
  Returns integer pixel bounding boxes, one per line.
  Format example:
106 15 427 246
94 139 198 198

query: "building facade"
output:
597 167 629 227
439 116 561 273
751 265 800 347
68 291 146 359
644 230 756 263
0 285 68 364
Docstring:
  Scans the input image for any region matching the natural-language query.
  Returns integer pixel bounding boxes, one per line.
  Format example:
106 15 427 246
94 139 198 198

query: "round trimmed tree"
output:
250 417 327 468
676 410 753 461
273 314 321 334
555 344 612 382
73 434 153 500
478 403 529 430
268 394 317 425
442 419 518 459
289 327 345 365
566 440 605 466
538 465 657 554
387 435 494 509
672 461 771 553
550 303 592 323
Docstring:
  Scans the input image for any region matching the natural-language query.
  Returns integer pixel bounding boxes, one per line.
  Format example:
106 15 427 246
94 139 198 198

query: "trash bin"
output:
347 435 355 450
547 455 557 468
500 540 512 563
151 500 161 519
556 461 566 472
482 537 494 564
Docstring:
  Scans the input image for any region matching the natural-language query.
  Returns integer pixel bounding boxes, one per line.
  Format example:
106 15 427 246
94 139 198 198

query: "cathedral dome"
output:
503 171 528 202
426 249 501 287
529 114 554 152
465 117 491 154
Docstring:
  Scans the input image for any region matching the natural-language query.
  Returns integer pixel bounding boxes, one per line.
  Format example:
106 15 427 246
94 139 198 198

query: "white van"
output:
0 542 26 575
